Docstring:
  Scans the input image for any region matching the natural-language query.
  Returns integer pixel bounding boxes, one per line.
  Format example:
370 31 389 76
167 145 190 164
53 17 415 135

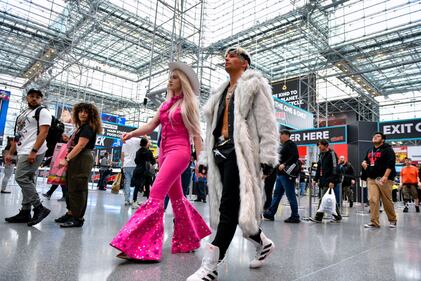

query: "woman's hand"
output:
59 159 68 168
122 132 133 142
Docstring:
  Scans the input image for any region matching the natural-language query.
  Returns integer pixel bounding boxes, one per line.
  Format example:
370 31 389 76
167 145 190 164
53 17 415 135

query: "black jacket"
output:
363 142 396 180
339 162 354 187
314 149 340 187
133 147 156 185
278 140 299 175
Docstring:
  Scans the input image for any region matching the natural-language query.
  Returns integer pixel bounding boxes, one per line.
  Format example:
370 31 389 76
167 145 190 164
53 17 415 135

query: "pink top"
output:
159 95 190 152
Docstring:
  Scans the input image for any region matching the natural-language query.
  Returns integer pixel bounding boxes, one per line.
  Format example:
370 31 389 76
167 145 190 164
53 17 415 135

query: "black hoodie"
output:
314 149 340 187
363 142 396 180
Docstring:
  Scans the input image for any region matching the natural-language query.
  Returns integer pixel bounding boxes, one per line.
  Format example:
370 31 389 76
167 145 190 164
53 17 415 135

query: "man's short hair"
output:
140 137 148 147
280 129 291 137
27 88 43 97
317 139 329 146
373 131 386 140
225 47 251 66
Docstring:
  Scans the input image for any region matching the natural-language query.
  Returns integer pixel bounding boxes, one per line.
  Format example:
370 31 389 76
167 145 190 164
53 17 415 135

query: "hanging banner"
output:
273 97 313 130
0 90 11 146
271 75 315 109
379 118 421 140
102 122 136 139
290 125 347 145
101 113 126 125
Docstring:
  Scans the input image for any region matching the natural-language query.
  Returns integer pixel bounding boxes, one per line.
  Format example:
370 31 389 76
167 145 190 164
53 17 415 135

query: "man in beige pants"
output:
361 132 397 228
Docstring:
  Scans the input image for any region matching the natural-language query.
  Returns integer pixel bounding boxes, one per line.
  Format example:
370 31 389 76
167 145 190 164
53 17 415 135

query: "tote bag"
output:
47 142 69 185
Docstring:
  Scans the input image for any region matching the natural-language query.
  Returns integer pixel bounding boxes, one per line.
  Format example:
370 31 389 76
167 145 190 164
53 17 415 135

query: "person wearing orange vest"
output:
400 157 420 213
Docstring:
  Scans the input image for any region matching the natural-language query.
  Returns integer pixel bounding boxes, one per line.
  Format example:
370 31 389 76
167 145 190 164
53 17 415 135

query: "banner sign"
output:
0 89 11 146
101 113 126 125
271 75 314 109
379 118 421 140
290 125 347 145
273 97 313 130
102 122 136 139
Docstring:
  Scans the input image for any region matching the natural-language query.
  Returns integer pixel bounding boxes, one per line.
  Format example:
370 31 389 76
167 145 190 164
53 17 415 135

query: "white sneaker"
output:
364 223 380 228
248 231 275 269
124 200 131 206
186 243 219 281
131 201 141 209
389 221 397 228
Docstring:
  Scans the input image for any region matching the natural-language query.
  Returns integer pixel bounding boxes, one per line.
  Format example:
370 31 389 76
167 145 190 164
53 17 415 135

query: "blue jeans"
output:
123 167 135 202
265 174 299 219
334 183 341 204
299 182 306 196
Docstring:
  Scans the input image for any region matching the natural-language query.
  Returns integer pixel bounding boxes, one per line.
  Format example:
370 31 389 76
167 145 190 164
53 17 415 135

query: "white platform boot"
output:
247 231 275 269
186 243 219 281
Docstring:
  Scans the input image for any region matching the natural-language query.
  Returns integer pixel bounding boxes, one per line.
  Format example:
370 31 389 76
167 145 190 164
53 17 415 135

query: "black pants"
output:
211 153 242 259
97 169 111 189
263 169 276 210
46 184 68 198
133 175 152 202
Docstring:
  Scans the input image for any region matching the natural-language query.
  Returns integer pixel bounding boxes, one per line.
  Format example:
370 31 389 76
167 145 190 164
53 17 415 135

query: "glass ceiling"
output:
0 0 421 126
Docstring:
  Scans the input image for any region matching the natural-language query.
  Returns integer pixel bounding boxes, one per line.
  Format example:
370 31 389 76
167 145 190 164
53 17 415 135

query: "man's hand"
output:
351 179 356 185
379 176 388 185
4 153 13 165
361 161 368 170
328 182 335 189
278 164 285 172
27 151 37 164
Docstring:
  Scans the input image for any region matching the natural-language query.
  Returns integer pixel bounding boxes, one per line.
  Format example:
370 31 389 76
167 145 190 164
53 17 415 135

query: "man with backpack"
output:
309 139 342 223
4 89 52 226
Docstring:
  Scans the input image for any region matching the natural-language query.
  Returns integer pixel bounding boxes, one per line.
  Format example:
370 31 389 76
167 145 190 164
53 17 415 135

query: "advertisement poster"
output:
0 89 11 146
393 146 408 163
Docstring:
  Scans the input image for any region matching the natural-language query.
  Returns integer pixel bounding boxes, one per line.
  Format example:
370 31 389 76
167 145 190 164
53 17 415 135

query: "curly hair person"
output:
72 102 103 134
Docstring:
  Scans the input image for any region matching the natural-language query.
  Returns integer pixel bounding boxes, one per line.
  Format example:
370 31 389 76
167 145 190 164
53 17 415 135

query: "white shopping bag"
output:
317 187 337 216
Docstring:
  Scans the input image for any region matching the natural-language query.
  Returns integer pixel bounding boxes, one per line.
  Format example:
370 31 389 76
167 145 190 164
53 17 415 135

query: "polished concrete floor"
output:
0 178 420 281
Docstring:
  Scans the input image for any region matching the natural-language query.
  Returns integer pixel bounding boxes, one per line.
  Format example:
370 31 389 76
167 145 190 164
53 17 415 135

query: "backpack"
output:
34 106 65 158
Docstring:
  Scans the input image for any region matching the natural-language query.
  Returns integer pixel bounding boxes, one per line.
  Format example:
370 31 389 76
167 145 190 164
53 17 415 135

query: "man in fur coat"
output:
187 47 279 281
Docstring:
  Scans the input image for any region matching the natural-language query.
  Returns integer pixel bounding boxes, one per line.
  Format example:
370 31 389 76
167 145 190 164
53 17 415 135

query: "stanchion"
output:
339 182 350 217
356 177 369 216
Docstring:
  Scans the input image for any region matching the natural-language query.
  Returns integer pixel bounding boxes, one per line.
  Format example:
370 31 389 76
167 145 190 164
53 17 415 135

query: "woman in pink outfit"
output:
110 62 211 261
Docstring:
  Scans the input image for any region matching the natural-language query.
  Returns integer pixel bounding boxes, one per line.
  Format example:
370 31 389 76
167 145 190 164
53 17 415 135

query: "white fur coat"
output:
202 70 279 236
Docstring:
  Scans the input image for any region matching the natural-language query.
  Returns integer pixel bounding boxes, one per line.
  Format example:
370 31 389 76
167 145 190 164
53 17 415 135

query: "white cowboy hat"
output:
168 62 200 96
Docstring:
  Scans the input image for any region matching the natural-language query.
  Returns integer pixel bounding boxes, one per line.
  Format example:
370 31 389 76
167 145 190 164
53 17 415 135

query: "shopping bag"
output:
111 173 122 194
317 187 337 216
47 143 68 185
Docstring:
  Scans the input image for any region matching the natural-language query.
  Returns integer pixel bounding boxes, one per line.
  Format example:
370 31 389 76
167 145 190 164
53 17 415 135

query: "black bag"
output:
284 161 301 178
213 139 235 164
34 106 65 158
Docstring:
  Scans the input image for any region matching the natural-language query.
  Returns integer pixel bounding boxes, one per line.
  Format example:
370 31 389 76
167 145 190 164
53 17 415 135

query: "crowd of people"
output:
1 46 420 281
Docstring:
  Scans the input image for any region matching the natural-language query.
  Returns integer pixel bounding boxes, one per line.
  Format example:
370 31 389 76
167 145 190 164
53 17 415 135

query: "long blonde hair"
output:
166 69 200 137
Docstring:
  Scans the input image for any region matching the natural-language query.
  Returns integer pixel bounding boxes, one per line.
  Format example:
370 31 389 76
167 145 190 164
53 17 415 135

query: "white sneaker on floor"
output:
124 200 131 206
364 223 380 228
131 201 141 209
186 243 219 281
248 231 275 269
389 221 397 228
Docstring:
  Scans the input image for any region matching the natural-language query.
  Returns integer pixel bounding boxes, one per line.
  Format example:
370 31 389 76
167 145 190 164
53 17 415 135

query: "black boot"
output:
349 201 353 208
5 209 31 223
55 213 72 223
60 217 84 228
27 205 51 226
